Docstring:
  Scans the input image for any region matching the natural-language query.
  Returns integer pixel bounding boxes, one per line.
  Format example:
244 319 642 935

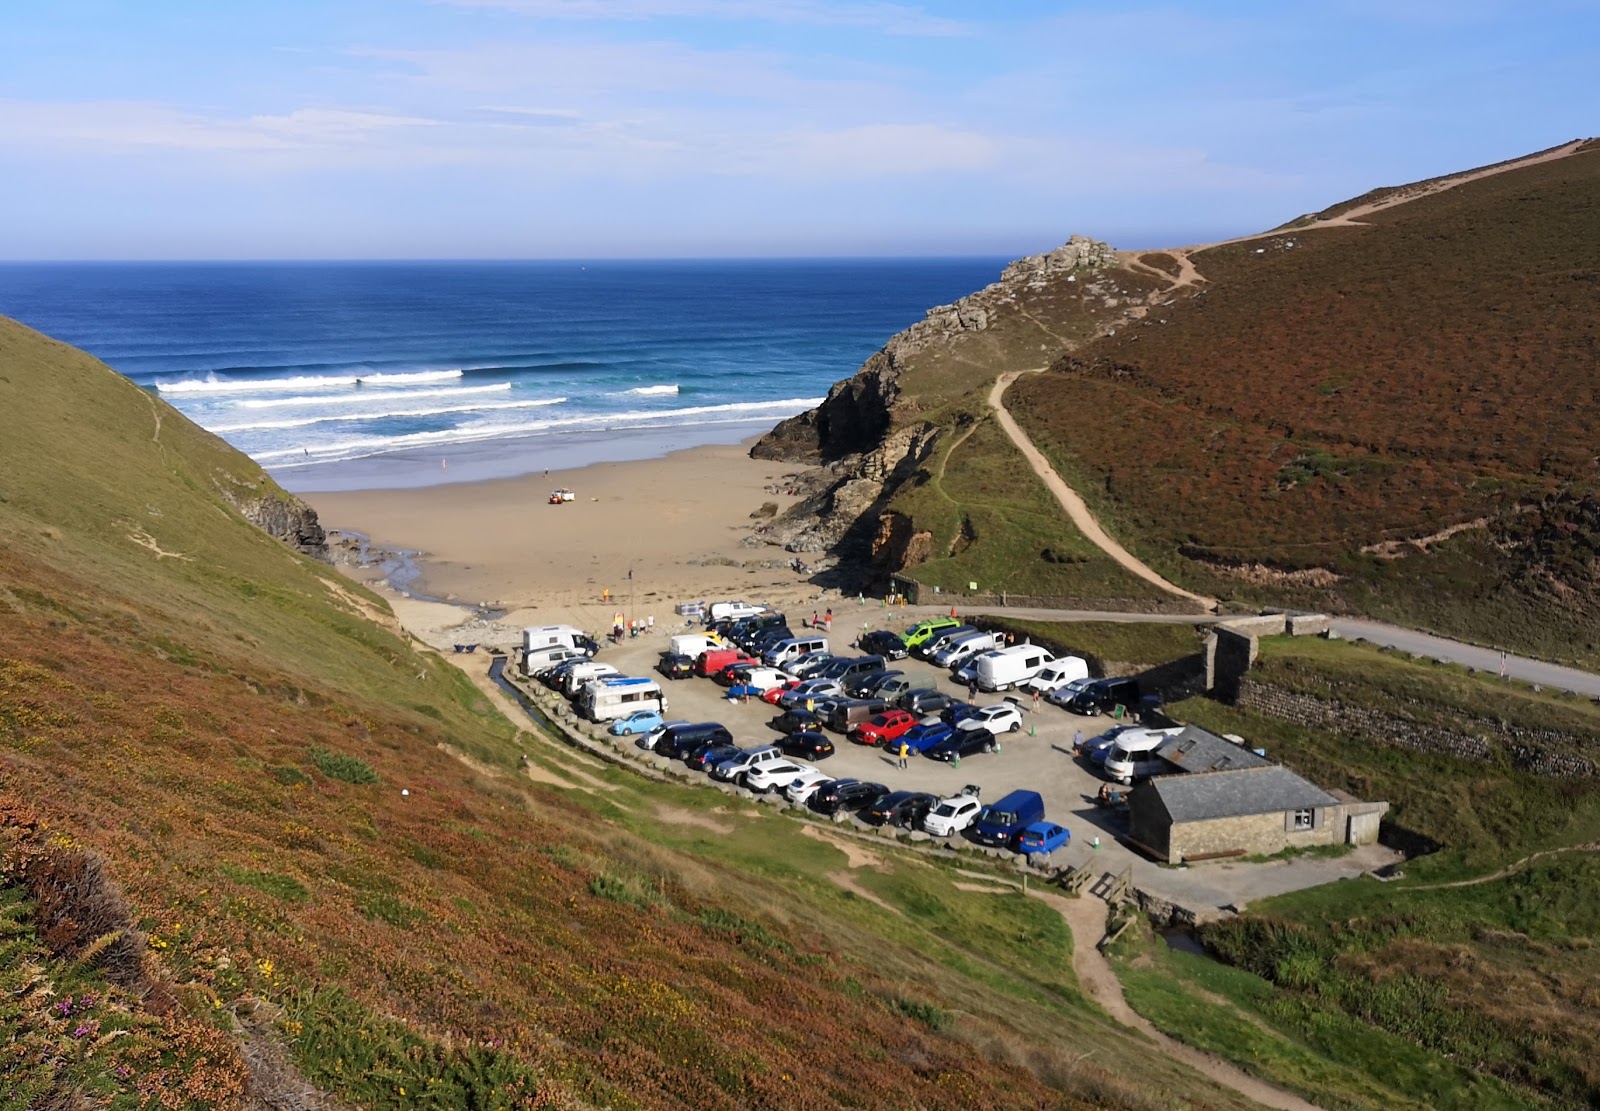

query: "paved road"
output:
1329 618 1600 699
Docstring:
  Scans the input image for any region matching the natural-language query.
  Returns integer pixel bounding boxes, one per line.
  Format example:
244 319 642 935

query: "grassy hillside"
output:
1007 141 1600 662
0 314 1266 1108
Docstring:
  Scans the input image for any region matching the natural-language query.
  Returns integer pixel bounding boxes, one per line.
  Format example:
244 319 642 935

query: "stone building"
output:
1127 765 1388 864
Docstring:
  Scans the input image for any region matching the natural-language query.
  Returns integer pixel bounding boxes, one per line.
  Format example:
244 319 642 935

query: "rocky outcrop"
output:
220 484 329 561
999 235 1120 286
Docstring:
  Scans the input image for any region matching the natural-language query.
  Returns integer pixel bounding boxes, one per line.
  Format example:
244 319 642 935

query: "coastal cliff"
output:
219 482 330 560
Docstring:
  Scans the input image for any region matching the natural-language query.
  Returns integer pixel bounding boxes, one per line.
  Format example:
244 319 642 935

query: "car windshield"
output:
980 808 1017 825
1108 746 1133 762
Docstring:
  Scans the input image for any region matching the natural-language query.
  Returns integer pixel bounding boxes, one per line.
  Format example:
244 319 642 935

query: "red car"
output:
852 709 918 747
762 680 800 705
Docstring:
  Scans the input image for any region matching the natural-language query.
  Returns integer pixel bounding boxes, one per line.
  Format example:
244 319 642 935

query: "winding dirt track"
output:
1036 889 1322 1110
987 370 1218 612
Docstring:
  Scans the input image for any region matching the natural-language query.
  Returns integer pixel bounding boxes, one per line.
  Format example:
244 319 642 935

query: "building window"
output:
1291 808 1315 831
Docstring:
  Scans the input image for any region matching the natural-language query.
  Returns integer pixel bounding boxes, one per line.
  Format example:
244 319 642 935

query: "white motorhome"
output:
579 676 667 722
560 661 619 699
669 632 725 659
1020 656 1090 695
522 645 586 678
1103 727 1187 784
763 635 828 668
523 624 589 655
973 644 1055 691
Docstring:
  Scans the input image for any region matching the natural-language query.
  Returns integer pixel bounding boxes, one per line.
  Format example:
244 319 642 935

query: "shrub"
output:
308 745 378 785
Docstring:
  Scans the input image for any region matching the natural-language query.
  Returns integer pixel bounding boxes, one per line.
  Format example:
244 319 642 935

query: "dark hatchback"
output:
778 730 835 760
923 730 997 763
656 652 695 680
859 630 908 660
808 779 890 815
684 741 742 773
863 791 939 828
770 708 823 735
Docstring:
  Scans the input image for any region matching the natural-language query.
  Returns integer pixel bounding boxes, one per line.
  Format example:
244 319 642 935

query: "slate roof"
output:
1150 765 1339 823
1155 725 1271 774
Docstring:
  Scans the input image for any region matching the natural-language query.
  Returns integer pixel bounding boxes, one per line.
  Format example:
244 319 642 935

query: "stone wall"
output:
890 575 1205 616
1168 811 1338 863
1236 680 1597 778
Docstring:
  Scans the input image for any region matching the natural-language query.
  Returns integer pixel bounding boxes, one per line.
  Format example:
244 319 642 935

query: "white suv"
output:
957 703 1024 736
783 769 833 806
743 760 815 794
922 789 983 836
709 745 785 783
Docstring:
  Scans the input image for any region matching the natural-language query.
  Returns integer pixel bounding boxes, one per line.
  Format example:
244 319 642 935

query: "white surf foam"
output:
156 369 464 394
618 384 680 397
212 396 567 433
232 383 511 409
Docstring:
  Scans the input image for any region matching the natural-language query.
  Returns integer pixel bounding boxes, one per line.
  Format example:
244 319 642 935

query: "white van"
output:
522 645 586 678
932 631 1004 668
579 676 666 722
1103 727 1186 784
973 645 1054 691
1021 656 1090 695
764 635 828 668
708 601 763 623
669 632 725 659
561 661 619 699
523 624 589 654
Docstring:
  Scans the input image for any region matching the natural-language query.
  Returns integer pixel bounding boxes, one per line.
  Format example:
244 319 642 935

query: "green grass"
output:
1109 923 1546 1111
309 744 380 785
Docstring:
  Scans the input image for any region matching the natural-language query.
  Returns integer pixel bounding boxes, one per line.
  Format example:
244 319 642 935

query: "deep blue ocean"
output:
0 260 1004 489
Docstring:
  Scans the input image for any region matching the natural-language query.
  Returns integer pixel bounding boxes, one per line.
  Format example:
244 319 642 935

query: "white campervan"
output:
560 661 619 699
1103 727 1187 784
708 601 763 623
522 645 586 678
669 632 725 659
1020 656 1090 695
763 635 828 669
523 624 589 655
579 676 666 723
973 644 1055 691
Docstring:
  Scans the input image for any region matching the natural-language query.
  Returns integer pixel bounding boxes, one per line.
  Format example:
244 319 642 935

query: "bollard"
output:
1092 836 1100 850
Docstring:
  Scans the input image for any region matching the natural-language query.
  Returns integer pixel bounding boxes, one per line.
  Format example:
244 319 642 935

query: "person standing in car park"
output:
897 740 910 770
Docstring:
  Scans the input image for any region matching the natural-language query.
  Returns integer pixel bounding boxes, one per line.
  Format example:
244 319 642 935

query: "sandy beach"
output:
305 437 840 649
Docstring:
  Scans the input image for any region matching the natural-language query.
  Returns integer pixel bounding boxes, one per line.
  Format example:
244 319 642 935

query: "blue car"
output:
609 709 665 736
941 701 981 728
898 721 954 754
725 683 767 700
1015 821 1071 857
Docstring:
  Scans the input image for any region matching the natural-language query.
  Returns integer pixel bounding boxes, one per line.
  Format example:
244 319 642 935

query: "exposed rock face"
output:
1000 235 1120 286
222 486 330 561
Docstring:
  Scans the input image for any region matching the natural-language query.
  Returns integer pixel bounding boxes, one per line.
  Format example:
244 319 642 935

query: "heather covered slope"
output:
0 316 1249 1109
1008 140 1600 660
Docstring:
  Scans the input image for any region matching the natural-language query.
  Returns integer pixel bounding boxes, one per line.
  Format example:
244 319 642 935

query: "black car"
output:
657 722 735 760
923 730 996 763
901 688 954 715
748 625 795 652
940 701 981 727
808 779 890 815
1061 677 1142 716
778 730 835 760
656 652 695 680
770 708 822 735
684 740 741 772
844 669 896 698
858 630 908 660
863 791 939 828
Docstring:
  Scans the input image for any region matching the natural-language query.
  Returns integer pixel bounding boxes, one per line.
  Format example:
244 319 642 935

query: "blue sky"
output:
1 0 1594 258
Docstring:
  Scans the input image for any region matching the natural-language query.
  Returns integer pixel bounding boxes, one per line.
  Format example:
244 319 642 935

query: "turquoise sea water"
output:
0 259 1003 490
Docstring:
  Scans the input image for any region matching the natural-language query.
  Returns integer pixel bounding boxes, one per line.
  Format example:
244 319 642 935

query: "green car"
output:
903 617 961 652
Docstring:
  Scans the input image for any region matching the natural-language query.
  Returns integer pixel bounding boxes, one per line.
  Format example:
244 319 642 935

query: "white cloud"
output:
435 0 969 36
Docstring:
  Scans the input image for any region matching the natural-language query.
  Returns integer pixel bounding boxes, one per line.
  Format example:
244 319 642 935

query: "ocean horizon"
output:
0 259 1006 492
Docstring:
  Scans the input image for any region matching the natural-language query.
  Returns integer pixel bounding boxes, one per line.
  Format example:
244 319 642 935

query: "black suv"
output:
657 722 734 760
858 630 908 660
808 779 890 815
1061 677 1142 716
863 791 939 828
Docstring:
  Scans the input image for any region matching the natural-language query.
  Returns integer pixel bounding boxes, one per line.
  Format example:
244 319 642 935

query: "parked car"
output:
844 669 897 698
900 688 954 715
863 791 939 828
915 624 978 660
608 709 665 736
743 759 815 794
655 652 695 680
1045 676 1096 709
897 721 954 754
706 600 763 624
957 703 1024 736
924 730 998 762
826 697 892 735
970 790 1046 848
1058 677 1142 716
921 787 983 837
638 719 689 752
656 722 734 760
858 630 908 660
1080 725 1131 767
951 651 1002 686
783 769 834 807
684 740 742 773
788 652 837 677
709 745 786 784
779 678 843 709
851 709 918 746
808 779 890 815
939 701 981 727
934 632 1005 670
1020 656 1091 695
1015 821 1071 857
723 682 769 701
770 707 823 735
903 617 962 655
761 680 801 705
777 730 835 760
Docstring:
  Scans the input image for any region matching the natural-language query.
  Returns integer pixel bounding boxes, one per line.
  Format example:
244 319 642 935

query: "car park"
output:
1015 821 1071 857
742 759 815 794
958 703 1024 736
970 790 1046 848
924 729 998 762
808 779 890 815
777 730 835 760
764 635 828 669
656 652 696 680
857 630 908 660
951 651 1000 686
1102 726 1187 784
863 791 939 828
921 787 983 836
851 709 917 746
761 680 800 705
608 709 665 736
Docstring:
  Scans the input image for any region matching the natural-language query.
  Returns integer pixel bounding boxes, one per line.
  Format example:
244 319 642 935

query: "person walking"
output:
967 678 978 701
897 740 910 770
1032 688 1041 711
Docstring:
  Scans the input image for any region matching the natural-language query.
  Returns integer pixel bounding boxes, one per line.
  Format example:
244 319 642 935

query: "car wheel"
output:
736 772 750 788
984 740 997 754
1009 721 1020 733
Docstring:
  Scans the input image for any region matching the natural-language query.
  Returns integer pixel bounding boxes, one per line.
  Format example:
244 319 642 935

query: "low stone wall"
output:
889 576 1206 615
1236 680 1597 778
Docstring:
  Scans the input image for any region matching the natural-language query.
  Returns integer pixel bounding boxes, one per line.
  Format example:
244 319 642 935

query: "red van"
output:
696 647 754 678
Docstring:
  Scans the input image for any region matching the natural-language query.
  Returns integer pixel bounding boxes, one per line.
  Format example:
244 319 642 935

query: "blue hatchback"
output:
898 721 954 754
1015 821 1071 857
609 709 665 736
